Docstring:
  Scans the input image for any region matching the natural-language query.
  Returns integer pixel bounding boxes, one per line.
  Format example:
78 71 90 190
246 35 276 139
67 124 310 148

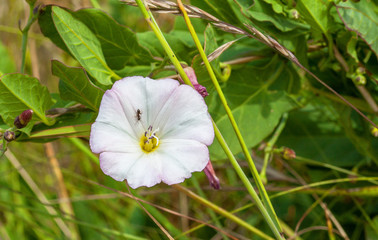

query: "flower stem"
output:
260 113 288 183
212 123 283 239
176 0 283 237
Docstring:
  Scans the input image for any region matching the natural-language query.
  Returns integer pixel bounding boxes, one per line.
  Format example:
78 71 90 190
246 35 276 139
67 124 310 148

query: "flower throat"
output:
140 126 159 153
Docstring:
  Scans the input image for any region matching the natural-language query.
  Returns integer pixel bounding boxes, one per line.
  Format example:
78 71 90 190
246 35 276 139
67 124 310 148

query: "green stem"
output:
260 113 288 183
134 0 191 86
90 0 101 8
212 123 282 239
20 3 38 74
176 0 283 237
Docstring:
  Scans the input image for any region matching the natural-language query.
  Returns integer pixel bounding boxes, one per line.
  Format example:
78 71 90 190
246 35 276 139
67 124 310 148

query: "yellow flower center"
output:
140 126 160 153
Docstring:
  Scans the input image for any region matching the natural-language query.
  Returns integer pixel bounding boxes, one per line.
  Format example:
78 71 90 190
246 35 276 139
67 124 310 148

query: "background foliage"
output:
0 0 377 239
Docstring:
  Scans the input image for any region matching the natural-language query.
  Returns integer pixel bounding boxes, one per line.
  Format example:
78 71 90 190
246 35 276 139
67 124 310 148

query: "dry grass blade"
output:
206 37 244 63
4 150 72 239
122 0 220 21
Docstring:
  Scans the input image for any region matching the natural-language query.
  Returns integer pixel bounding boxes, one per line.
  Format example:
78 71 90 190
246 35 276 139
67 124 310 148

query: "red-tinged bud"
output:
194 84 209 98
14 110 33 129
179 67 209 98
282 147 296 160
371 127 378 137
203 161 220 190
4 131 15 142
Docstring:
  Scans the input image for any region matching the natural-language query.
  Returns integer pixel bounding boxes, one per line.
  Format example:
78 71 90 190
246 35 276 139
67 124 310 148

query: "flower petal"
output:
90 122 139 154
111 77 180 134
154 84 214 146
124 152 163 188
157 139 210 185
99 151 143 181
90 90 140 154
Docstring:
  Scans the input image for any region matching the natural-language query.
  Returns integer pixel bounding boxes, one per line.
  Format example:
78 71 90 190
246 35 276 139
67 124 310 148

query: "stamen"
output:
152 135 159 146
140 125 160 153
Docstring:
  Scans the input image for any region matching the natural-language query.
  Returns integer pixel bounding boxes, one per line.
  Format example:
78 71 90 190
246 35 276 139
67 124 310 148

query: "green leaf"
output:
51 6 119 86
263 0 285 15
240 0 309 32
336 1 378 58
296 0 331 38
52 60 104 112
38 6 71 55
277 103 368 167
30 124 91 139
204 25 223 79
207 60 297 159
72 9 154 70
0 74 54 126
114 65 153 78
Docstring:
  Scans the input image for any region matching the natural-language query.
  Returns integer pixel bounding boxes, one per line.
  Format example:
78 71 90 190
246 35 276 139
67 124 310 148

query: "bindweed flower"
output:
90 76 214 189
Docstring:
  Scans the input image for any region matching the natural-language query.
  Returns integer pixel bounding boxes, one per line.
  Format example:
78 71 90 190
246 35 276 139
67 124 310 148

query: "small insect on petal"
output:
136 109 142 121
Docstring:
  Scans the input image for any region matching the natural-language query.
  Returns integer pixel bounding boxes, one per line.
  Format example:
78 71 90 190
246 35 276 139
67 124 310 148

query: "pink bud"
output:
203 161 220 189
4 131 15 142
179 67 209 98
282 147 296 160
14 110 33 129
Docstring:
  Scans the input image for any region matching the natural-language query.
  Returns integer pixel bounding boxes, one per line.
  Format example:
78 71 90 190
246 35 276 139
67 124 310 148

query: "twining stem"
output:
134 0 283 238
176 0 283 237
21 3 39 74
260 113 288 183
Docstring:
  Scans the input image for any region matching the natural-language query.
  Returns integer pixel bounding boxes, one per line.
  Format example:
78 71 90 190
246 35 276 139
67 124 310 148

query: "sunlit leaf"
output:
52 6 119 86
0 74 54 126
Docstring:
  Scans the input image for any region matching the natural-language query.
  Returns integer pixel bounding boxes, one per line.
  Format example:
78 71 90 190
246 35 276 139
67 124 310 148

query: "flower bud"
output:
14 110 33 129
203 161 220 190
4 131 15 142
282 147 296 160
371 127 378 138
179 67 209 98
194 84 209 98
354 75 366 85
356 66 366 75
289 9 299 20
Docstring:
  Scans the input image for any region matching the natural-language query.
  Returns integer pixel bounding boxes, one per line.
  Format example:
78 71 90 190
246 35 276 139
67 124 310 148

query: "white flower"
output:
90 76 214 189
